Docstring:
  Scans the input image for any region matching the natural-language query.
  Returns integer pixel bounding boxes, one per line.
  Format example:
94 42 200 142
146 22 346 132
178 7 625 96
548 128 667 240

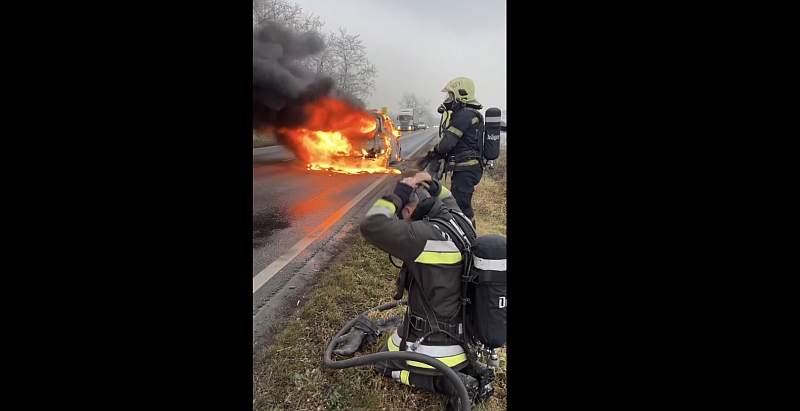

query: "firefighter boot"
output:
439 372 479 411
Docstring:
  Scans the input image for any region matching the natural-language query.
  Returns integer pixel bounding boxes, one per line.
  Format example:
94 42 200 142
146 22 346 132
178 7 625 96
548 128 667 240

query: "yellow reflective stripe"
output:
456 159 479 166
442 111 453 128
387 334 468 369
407 353 467 369
375 198 396 213
471 116 479 124
414 251 462 264
436 185 452 200
446 126 463 137
400 370 410 385
367 198 396 217
387 336 399 351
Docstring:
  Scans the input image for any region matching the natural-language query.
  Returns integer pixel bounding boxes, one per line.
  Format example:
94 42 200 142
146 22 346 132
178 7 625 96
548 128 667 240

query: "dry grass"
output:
253 149 507 410
462 151 507 236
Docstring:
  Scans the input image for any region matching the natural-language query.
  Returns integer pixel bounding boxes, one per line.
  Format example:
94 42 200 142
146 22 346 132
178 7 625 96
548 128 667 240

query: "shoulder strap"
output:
427 214 477 345
428 215 472 253
448 209 477 242
428 213 476 284
464 108 486 163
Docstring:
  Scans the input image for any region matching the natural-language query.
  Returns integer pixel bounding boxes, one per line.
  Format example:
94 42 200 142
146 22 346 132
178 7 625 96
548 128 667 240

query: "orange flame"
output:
278 97 400 175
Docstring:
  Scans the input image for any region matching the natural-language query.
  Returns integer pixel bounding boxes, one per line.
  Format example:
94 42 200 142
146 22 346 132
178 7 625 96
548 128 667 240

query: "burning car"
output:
360 110 402 164
277 98 402 174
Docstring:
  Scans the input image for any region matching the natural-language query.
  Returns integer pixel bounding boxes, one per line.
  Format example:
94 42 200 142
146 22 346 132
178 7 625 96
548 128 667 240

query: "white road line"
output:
251 130 435 295
252 175 388 293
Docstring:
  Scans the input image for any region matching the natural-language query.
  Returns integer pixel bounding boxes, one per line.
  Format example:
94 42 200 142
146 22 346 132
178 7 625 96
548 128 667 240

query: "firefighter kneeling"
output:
340 170 506 410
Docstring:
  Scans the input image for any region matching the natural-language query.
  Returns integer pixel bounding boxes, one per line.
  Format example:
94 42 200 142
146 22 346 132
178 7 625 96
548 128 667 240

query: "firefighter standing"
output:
428 77 484 226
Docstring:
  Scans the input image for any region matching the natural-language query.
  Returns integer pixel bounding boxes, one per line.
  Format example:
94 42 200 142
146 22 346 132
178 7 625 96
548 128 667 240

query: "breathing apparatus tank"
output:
468 234 507 349
482 107 502 162
425 207 507 351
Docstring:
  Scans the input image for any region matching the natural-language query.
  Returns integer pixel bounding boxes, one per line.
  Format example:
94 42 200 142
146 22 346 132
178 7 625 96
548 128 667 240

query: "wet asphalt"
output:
252 128 438 277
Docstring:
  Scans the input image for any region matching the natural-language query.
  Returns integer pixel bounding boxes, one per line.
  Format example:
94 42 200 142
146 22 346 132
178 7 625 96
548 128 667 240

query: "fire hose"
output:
323 300 472 411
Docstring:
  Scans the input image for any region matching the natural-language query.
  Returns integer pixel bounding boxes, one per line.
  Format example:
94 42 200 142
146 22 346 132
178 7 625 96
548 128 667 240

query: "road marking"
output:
252 130 436 295
253 175 389 293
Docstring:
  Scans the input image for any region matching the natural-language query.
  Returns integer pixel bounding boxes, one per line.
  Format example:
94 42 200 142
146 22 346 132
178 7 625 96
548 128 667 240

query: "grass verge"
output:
253 149 507 410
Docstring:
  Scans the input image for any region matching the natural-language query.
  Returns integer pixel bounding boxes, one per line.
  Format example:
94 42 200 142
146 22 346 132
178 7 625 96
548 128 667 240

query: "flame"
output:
361 122 377 133
278 97 401 175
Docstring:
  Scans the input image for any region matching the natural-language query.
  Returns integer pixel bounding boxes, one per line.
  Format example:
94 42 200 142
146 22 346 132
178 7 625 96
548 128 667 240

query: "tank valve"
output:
488 349 500 368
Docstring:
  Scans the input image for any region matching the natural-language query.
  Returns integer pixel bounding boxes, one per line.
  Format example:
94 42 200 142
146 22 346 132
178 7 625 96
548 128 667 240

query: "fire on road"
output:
252 127 437 280
266 97 403 175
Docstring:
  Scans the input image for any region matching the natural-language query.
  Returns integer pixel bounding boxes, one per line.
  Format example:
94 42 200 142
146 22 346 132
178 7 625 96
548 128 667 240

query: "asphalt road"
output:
252 128 438 278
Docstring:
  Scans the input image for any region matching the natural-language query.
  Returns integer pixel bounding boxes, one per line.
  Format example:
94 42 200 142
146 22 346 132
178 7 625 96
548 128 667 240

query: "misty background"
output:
254 0 506 128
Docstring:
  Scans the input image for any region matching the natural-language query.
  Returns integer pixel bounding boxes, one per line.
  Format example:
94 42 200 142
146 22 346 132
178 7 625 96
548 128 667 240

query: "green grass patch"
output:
254 148 507 410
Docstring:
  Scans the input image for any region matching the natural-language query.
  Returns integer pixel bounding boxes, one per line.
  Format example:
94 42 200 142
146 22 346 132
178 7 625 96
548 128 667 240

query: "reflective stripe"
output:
407 356 466 369
471 117 480 124
451 211 474 231
449 218 466 237
414 251 462 264
456 159 479 166
436 185 452 200
400 370 410 385
388 335 399 351
446 126 463 137
485 116 502 123
387 332 467 369
423 240 460 253
390 331 465 357
473 256 506 271
366 198 396 217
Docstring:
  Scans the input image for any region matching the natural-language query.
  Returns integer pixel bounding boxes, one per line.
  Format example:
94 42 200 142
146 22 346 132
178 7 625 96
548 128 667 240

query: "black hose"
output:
323 300 471 411
388 254 403 268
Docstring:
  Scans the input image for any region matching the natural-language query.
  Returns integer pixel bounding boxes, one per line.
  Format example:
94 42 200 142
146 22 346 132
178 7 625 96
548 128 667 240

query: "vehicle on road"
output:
397 108 415 131
359 110 402 164
416 122 427 130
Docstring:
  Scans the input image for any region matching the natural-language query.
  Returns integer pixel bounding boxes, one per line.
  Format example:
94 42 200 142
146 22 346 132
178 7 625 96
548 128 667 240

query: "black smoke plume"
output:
253 22 333 129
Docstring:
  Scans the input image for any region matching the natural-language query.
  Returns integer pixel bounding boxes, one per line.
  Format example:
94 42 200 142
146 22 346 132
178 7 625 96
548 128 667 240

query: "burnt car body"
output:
359 111 401 164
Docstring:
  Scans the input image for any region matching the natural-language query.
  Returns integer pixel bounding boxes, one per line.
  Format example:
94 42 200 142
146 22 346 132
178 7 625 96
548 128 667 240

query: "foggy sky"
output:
294 0 506 119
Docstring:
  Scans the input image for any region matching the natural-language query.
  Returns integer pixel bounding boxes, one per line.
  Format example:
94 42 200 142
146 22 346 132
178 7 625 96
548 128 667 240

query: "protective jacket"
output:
435 104 483 167
360 182 470 371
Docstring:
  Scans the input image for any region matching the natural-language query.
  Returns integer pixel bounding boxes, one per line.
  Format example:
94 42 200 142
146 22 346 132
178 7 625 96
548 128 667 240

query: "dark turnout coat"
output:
360 183 469 357
435 106 483 165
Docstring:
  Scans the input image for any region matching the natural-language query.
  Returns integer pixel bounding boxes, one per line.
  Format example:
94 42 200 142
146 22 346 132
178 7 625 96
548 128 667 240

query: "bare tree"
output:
253 0 323 33
253 1 378 102
399 93 435 124
398 93 420 111
327 28 377 101
306 32 338 79
418 98 434 124
253 1 332 79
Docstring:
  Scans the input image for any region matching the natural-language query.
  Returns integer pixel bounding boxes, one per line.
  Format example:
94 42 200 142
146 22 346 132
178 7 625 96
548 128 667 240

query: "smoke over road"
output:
253 22 364 131
253 22 334 129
